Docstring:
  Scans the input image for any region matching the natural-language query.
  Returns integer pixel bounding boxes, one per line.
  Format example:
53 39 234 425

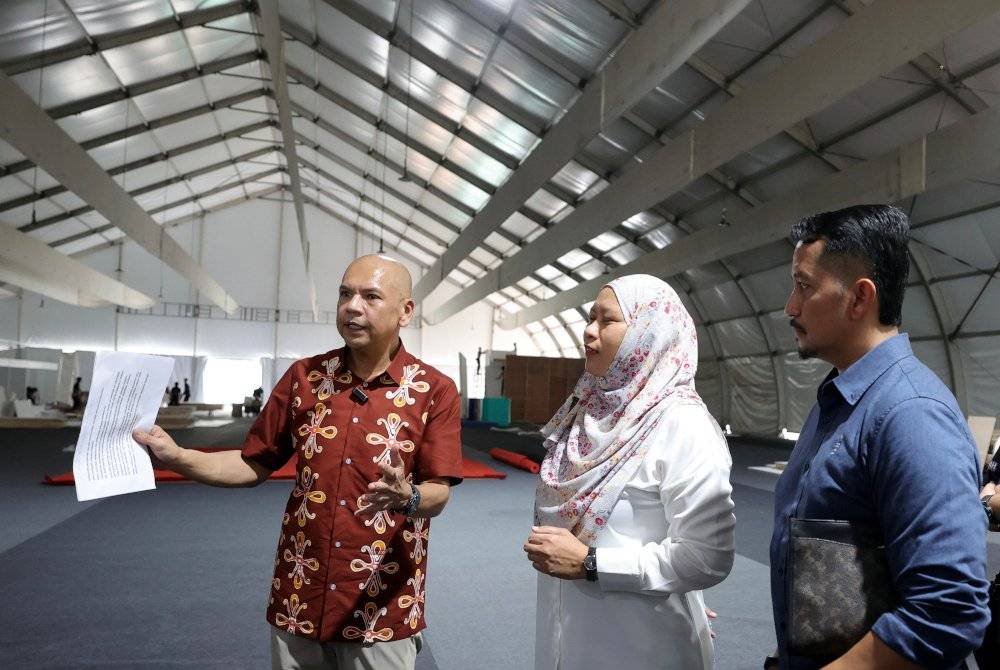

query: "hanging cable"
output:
379 122 387 253
399 0 416 183
30 0 51 229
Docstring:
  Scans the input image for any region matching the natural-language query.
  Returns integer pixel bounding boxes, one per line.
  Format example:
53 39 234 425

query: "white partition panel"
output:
275 323 344 361
17 300 116 351
200 203 282 307
195 319 275 359
116 315 196 356
0 299 20 343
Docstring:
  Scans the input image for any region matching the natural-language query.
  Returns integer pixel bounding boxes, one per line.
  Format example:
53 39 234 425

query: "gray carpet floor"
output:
2 422 996 669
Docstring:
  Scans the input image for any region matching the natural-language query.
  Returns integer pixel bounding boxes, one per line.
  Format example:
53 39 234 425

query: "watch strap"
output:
584 546 598 582
982 493 997 526
402 485 421 517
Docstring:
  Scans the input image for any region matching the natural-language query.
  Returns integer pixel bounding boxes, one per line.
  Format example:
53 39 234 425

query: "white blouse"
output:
535 404 736 670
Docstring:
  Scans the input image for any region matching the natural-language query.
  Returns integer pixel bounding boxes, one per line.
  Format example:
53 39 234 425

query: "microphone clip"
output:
351 386 369 404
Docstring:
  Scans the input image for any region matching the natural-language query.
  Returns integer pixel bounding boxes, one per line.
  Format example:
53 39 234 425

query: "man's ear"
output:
398 298 416 327
849 277 879 321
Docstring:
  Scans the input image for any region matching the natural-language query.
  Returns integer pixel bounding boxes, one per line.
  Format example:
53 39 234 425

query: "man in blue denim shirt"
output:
768 205 989 669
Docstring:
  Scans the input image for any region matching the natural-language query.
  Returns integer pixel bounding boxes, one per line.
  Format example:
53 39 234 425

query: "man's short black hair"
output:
790 204 910 326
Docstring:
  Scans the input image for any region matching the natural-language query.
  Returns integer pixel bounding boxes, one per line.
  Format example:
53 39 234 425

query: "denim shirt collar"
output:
819 333 912 407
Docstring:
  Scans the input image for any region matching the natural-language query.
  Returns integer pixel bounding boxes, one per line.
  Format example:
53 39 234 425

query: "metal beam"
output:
289 87 604 268
313 0 547 135
593 0 641 27
411 0 751 302
257 0 318 317
45 51 259 120
18 139 279 234
0 68 243 313
6 121 275 219
429 0 1000 325
67 183 286 260
500 102 1000 328
51 167 285 250
0 88 267 178
0 221 154 309
0 1 251 75
833 0 991 115
291 135 583 308
278 23 523 170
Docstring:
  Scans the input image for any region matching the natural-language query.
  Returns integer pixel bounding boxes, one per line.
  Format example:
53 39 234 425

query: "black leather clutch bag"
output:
788 518 898 658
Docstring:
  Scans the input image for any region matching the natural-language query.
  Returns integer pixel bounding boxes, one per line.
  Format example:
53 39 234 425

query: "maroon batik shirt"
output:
241 343 463 643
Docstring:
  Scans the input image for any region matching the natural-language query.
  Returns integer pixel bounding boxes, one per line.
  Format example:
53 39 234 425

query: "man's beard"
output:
790 319 816 360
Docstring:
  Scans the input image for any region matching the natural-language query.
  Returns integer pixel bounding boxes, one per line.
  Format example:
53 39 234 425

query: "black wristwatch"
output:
982 493 997 527
583 546 598 582
401 485 421 517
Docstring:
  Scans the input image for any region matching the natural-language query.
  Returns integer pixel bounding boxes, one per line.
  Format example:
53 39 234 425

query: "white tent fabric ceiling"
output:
1 0 1000 433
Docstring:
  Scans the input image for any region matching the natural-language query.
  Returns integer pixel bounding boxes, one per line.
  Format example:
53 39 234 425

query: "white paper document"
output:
73 351 175 501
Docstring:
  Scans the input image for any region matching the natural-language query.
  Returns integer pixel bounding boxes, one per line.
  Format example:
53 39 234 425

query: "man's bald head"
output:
343 254 412 301
337 254 416 353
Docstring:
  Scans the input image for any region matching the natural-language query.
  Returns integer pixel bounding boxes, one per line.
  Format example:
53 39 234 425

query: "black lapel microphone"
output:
351 386 369 404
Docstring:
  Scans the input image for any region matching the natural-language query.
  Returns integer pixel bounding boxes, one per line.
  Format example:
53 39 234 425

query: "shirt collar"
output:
333 340 411 386
382 340 412 385
827 333 912 406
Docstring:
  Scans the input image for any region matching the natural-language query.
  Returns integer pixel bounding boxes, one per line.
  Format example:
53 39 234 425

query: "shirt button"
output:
339 499 346 506
777 568 784 576
362 382 368 388
345 458 352 465
329 584 337 591
335 541 341 548
352 417 358 423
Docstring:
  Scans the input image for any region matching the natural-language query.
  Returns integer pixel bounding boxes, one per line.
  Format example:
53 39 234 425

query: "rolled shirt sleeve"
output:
414 378 464 486
869 397 990 666
597 406 736 594
240 364 296 472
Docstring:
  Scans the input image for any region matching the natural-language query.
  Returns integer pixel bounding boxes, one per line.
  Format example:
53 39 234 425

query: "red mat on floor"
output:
488 447 541 474
43 449 505 484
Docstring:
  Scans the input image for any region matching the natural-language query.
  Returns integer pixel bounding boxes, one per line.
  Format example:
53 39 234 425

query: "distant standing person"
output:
182 378 191 403
169 382 181 406
72 377 83 410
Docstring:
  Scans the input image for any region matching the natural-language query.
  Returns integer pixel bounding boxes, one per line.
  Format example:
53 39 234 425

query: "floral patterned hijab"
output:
534 274 704 542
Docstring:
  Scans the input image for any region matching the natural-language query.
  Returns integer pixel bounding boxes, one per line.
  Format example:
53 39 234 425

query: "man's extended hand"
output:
132 425 183 469
523 526 589 580
360 447 412 512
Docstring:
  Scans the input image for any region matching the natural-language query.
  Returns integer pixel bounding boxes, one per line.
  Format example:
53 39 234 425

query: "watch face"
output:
584 555 596 570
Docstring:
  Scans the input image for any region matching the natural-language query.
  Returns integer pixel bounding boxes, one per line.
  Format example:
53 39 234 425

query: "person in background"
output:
72 377 83 410
182 378 191 403
768 205 988 669
133 254 463 670
168 382 181 406
526 274 735 670
248 386 264 415
976 454 1000 667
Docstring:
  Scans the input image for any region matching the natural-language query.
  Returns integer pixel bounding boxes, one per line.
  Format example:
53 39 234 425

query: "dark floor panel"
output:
0 483 291 668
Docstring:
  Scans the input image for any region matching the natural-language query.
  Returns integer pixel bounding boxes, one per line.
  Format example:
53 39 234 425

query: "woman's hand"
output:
706 607 717 639
982 482 1000 527
523 526 589 580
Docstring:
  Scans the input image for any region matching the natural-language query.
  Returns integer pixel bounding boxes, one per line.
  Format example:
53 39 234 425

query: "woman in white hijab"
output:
524 274 736 670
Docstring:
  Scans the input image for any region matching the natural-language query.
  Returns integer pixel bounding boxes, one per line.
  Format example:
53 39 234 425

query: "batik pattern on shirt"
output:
241 344 463 642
